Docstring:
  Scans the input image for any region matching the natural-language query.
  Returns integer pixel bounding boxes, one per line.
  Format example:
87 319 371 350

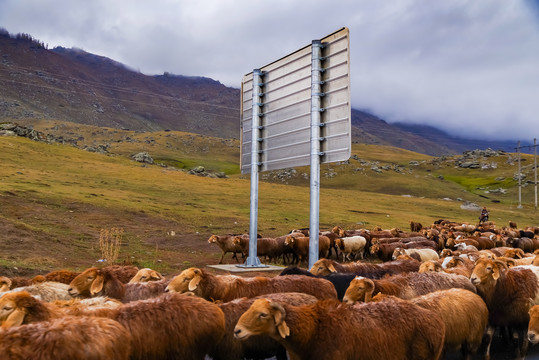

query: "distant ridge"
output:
0 29 523 156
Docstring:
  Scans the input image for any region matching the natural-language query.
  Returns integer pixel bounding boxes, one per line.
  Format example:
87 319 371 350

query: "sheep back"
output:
0 316 131 360
212 292 318 360
112 292 225 360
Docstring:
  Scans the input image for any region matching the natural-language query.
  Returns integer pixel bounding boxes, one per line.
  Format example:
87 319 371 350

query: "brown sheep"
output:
310 258 420 278
208 234 245 264
0 291 121 326
342 271 476 304
0 291 62 327
0 290 225 360
211 292 318 360
320 230 342 259
6 276 33 289
128 268 164 283
274 233 303 264
234 297 445 360
373 289 488 359
0 315 131 360
410 220 423 232
165 267 337 302
68 267 167 302
283 235 330 264
35 269 80 284
471 259 539 359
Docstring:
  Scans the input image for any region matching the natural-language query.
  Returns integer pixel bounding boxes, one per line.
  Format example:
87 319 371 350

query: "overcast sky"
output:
1 0 538 141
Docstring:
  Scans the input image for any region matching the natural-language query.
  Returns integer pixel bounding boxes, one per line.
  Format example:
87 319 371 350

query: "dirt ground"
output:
0 190 279 278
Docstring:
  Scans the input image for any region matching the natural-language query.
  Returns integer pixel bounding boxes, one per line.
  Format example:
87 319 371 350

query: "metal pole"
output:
535 138 537 210
309 40 323 270
518 141 522 209
241 69 264 267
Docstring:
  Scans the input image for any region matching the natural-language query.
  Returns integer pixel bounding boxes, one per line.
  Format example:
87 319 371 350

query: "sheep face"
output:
166 268 202 293
309 259 335 276
504 248 525 259
418 261 441 273
343 277 374 304
0 293 20 327
234 298 289 340
128 268 164 283
529 305 539 344
283 236 294 247
207 235 219 244
0 291 36 327
68 268 100 297
0 277 12 292
331 226 346 238
391 248 405 260
470 259 506 287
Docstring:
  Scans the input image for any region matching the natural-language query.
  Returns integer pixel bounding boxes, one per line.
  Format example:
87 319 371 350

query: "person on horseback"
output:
479 207 489 223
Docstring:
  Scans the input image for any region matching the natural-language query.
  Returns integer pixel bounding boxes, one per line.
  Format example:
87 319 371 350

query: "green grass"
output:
2 120 539 271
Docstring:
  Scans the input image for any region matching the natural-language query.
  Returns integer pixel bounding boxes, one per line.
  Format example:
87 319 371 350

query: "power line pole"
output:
535 138 537 210
518 141 522 208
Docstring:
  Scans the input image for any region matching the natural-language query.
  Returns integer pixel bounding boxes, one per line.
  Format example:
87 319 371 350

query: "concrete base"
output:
207 264 285 273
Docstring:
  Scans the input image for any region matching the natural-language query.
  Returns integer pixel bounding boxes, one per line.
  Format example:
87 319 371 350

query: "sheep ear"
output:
151 271 163 280
364 279 375 302
90 274 105 295
270 302 290 338
188 274 201 291
327 264 337 273
3 308 26 328
491 262 507 280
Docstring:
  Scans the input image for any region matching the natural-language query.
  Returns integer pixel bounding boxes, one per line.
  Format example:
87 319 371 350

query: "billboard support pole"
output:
309 40 323 270
240 69 264 267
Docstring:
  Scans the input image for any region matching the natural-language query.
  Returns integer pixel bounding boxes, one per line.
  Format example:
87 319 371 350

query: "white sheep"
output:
335 236 367 261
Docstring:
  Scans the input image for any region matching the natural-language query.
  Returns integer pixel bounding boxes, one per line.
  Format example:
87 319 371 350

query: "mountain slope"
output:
0 29 521 156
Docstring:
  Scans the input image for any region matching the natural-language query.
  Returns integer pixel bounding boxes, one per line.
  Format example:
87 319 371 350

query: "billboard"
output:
240 27 350 173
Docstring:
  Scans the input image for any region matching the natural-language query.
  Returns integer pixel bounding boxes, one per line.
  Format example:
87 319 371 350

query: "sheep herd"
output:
2 219 539 359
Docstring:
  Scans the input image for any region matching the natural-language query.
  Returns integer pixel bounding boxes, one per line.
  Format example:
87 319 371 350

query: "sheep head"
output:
207 235 219 244
68 268 102 297
391 247 405 260
331 226 346 238
440 249 452 258
504 248 525 259
0 276 12 292
529 305 539 344
128 268 164 283
283 236 295 247
470 259 507 287
0 291 48 328
166 268 202 293
309 259 335 276
418 260 442 273
234 298 290 340
343 277 375 304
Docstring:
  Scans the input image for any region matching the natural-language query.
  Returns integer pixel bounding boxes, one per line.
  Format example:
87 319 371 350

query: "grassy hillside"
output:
1 120 538 277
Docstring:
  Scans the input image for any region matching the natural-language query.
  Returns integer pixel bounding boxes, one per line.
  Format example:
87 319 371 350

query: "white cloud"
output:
1 0 538 141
